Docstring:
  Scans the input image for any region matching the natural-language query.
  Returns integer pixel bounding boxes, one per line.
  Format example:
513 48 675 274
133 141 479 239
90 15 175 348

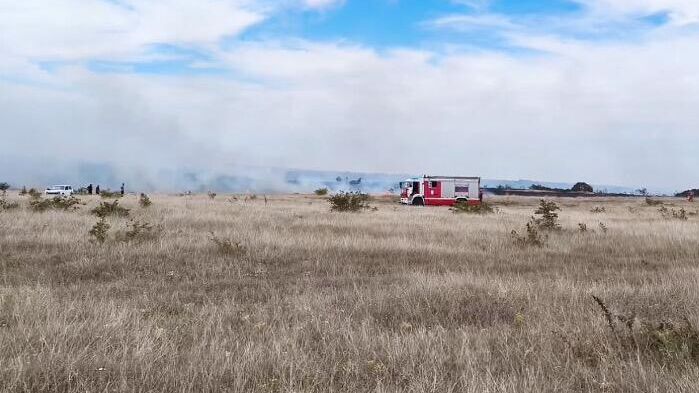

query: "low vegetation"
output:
99 189 121 199
314 187 329 196
0 193 698 392
139 193 152 208
29 196 83 212
328 191 371 212
90 200 130 218
88 217 110 244
451 201 494 214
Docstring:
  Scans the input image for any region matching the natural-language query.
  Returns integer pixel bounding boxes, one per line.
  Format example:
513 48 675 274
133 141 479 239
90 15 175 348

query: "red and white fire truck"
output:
400 176 482 206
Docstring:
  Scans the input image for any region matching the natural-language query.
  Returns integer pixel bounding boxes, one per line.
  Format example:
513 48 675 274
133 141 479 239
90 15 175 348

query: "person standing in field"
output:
96 185 100 195
87 184 93 195
120 183 125 196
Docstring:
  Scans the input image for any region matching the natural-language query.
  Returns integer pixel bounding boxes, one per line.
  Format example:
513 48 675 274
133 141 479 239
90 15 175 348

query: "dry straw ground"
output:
1 192 699 392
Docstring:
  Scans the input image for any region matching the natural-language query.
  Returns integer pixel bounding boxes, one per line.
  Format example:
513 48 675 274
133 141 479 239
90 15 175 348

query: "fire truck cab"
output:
400 176 481 206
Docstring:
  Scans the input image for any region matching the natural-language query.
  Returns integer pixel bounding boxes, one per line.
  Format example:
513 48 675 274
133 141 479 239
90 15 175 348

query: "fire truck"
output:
400 176 482 206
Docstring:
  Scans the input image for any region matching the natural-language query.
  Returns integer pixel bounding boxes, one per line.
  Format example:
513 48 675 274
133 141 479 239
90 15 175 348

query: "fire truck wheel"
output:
412 197 424 206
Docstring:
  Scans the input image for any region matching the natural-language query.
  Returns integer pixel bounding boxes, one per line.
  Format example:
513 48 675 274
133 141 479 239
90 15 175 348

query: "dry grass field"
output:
1 192 699 392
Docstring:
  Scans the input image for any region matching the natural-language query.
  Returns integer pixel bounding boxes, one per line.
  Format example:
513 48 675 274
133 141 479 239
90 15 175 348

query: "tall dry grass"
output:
1 192 699 392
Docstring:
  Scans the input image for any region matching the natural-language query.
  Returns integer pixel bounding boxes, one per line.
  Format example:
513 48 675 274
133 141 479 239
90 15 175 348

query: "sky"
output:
2 0 699 192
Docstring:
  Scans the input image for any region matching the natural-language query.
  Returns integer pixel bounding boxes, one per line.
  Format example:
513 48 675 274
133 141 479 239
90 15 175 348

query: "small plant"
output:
314 188 329 196
208 191 217 200
659 206 688 220
533 199 561 231
591 295 699 364
100 190 121 199
91 200 130 218
328 192 371 212
645 197 663 206
0 198 19 212
511 220 546 247
578 223 588 232
139 193 152 208
27 188 41 199
28 196 82 212
599 222 608 233
451 201 494 214
0 182 9 196
210 232 246 256
590 206 606 213
89 217 110 244
29 198 53 212
117 220 157 242
51 196 82 210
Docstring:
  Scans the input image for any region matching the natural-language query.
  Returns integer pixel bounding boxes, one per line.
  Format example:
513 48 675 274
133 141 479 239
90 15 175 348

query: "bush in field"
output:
88 217 110 244
28 196 82 212
511 220 546 247
314 188 329 196
0 198 19 212
533 199 561 231
645 197 663 206
451 201 494 215
328 192 370 212
51 196 82 210
591 295 699 364
659 206 688 221
590 206 606 213
139 193 152 208
26 188 41 199
29 198 53 212
0 182 9 196
210 232 246 256
116 220 158 242
91 200 130 218
100 190 121 199
207 191 217 200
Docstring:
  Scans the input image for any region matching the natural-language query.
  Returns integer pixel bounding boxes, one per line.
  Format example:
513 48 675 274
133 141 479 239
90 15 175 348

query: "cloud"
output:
301 0 344 10
2 0 699 192
580 0 699 25
0 0 264 62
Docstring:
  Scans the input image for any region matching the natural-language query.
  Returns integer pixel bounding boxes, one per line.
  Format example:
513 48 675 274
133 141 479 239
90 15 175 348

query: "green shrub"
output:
100 190 121 199
28 196 82 212
0 198 19 212
645 197 663 206
659 206 688 220
210 232 246 256
139 193 152 208
116 220 158 242
328 192 370 212
26 188 41 199
314 188 329 196
591 295 699 364
451 201 494 214
511 220 546 247
51 196 82 210
91 200 130 218
533 199 561 231
88 217 110 244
